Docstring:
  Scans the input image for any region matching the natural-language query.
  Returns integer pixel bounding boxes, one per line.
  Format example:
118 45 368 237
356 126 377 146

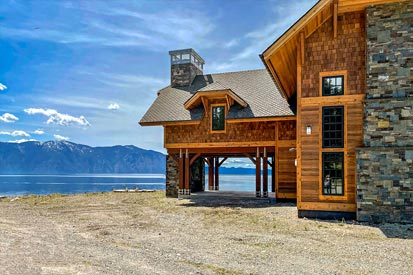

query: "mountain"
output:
0 141 166 174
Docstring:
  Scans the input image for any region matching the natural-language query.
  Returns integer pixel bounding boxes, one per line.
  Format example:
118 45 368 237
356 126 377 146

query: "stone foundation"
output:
357 148 413 223
166 155 179 197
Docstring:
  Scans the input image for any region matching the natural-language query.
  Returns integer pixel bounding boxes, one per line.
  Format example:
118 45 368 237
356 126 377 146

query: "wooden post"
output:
184 149 190 195
256 147 261 197
179 149 184 195
208 157 214 191
263 147 268 198
214 157 219 190
271 156 276 193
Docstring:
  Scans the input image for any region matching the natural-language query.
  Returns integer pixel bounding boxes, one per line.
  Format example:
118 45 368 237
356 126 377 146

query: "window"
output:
322 75 344 96
322 106 344 148
322 152 344 196
211 105 225 131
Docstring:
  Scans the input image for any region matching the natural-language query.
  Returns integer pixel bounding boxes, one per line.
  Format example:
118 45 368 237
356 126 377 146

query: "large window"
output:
322 106 344 148
322 152 344 196
322 75 344 96
211 105 225 132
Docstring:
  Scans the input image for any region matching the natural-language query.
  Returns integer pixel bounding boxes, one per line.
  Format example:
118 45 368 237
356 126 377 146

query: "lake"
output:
0 174 261 196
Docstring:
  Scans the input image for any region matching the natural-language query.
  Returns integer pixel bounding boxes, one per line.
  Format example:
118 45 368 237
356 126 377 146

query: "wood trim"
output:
319 70 348 97
300 94 365 106
298 202 356 212
300 32 305 65
277 193 297 199
165 141 277 149
296 41 303 207
243 153 256 165
227 116 296 123
210 103 227 134
190 153 201 166
218 157 228 167
338 0 406 13
262 0 331 58
201 97 209 115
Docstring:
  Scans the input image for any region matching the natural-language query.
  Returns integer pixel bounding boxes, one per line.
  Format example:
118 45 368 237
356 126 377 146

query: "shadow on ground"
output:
178 191 413 239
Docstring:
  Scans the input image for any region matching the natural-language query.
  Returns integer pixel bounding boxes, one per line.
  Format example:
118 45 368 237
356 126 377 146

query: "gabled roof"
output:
261 0 406 99
140 69 295 125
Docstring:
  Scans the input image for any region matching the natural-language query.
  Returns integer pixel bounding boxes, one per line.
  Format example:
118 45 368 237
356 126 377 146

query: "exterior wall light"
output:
306 125 312 135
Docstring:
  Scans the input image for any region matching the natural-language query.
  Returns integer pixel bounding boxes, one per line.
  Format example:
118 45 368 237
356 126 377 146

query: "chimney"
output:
169 48 204 87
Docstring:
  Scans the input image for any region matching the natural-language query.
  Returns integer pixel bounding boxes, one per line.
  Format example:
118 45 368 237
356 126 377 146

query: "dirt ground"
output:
0 191 412 275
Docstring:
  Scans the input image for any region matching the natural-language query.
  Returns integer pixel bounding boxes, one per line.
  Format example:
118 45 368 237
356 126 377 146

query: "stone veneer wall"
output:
357 2 413 223
166 155 179 197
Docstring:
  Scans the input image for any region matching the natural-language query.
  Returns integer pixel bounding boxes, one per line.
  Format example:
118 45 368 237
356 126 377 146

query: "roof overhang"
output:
184 89 248 111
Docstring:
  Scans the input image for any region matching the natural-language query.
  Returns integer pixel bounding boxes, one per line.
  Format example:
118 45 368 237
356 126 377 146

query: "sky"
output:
0 0 317 165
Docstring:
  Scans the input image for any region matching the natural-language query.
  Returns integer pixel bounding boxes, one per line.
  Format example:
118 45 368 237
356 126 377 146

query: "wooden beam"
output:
208 157 214 191
256 147 261 197
185 149 190 194
243 153 256 165
167 146 276 155
201 96 209 115
300 32 305 65
333 0 338 39
179 149 184 192
214 157 219 191
300 94 365 105
140 120 200 126
190 153 201 166
165 141 276 149
271 156 276 193
218 157 228 167
263 147 268 198
203 158 210 166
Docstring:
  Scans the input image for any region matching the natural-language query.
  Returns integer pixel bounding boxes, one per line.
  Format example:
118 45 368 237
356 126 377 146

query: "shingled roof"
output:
140 69 295 125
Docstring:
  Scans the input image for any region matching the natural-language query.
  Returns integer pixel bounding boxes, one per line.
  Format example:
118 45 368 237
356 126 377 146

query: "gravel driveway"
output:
0 192 412 275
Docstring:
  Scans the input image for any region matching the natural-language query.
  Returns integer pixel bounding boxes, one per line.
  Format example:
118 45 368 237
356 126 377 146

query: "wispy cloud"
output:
0 113 19 123
33 129 45 135
0 130 30 137
8 138 37 143
24 108 91 127
107 103 120 110
0 83 7 91
0 2 215 50
54 134 69 141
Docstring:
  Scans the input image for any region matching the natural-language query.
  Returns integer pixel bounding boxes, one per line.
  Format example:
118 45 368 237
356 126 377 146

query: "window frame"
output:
322 152 344 196
322 106 344 148
210 104 226 133
319 71 347 97
322 75 344 96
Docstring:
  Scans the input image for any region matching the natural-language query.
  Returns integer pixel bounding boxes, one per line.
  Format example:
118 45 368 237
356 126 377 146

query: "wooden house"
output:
141 0 413 223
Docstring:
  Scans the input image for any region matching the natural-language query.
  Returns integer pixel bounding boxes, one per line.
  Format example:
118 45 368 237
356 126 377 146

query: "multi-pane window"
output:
322 76 344 96
322 152 344 196
211 106 225 131
322 106 344 148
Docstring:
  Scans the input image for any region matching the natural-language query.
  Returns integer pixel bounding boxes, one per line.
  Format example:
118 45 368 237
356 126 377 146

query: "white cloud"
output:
24 108 91 127
8 138 37 143
0 113 19 123
33 129 45 135
0 130 30 137
54 134 69 141
0 83 7 91
107 103 120 110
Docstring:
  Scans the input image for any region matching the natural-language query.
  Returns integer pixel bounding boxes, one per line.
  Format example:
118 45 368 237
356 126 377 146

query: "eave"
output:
184 89 248 113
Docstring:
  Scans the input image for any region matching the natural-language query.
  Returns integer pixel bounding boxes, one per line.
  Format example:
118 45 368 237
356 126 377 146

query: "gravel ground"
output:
0 191 412 275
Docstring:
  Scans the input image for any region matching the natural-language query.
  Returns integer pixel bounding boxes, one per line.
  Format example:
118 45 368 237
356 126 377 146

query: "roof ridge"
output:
206 68 267 76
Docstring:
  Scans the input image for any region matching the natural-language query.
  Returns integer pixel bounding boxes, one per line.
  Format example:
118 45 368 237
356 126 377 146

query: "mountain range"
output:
0 141 166 174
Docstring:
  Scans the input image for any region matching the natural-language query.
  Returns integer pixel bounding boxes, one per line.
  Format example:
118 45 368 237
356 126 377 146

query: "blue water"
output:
0 174 166 196
0 174 267 196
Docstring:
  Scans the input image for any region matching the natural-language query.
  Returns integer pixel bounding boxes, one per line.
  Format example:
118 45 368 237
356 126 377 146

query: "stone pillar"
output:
357 2 413 223
190 157 205 193
165 155 179 198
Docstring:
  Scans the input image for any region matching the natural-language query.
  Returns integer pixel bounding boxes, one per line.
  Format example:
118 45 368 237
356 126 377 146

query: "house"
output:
140 0 413 223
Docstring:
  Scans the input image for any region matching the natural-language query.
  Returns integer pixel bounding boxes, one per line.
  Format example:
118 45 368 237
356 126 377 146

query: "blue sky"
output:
0 0 317 160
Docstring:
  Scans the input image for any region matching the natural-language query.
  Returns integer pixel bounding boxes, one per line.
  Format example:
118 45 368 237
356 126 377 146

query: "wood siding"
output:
302 12 366 98
298 11 365 212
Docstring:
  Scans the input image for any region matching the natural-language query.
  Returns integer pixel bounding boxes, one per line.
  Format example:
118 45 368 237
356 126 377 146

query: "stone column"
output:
165 155 179 197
